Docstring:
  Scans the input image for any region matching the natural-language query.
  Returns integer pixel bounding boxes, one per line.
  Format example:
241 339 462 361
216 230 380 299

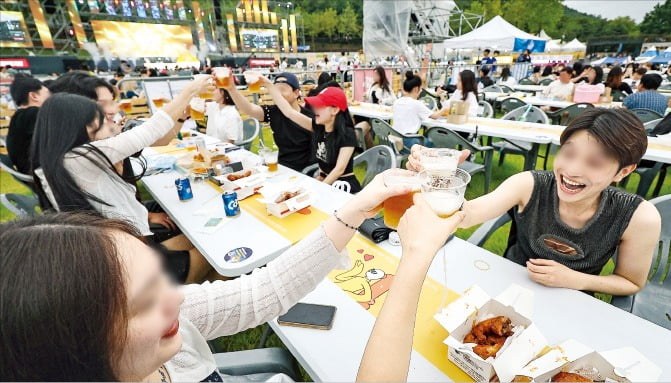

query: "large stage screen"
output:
239 28 279 52
0 11 33 48
90 20 193 57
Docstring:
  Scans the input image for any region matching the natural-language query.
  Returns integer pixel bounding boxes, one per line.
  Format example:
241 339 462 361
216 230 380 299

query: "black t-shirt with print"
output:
261 105 316 172
312 119 357 175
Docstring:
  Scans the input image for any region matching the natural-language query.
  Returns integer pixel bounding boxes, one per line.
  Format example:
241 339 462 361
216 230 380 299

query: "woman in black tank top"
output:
408 108 662 296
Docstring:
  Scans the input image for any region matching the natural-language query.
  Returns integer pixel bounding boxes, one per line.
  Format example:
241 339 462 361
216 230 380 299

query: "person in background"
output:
408 108 661 297
223 72 316 172
366 66 396 106
393 71 449 144
440 69 479 117
307 72 340 97
516 49 532 63
205 89 243 143
6 74 50 175
492 50 500 74
573 65 604 85
625 67 648 88
529 65 542 83
540 65 556 81
478 66 494 89
623 73 668 116
605 66 633 95
572 62 585 78
496 67 518 87
542 67 575 100
356 66 397 149
480 49 497 73
266 80 361 192
0 169 444 381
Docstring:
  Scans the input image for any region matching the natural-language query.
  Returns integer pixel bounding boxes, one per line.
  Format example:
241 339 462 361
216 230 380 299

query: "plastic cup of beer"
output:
420 148 460 178
260 148 279 172
119 100 132 113
421 168 471 218
189 98 206 121
199 91 215 100
382 172 426 229
214 67 231 89
244 71 263 93
152 98 167 108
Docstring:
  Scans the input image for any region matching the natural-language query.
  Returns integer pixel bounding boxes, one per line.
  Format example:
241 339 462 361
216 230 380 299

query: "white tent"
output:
441 15 545 51
561 38 586 52
546 39 562 52
538 29 552 41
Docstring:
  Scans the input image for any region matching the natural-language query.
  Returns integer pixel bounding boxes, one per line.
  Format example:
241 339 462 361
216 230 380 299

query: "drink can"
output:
175 177 193 201
223 191 240 217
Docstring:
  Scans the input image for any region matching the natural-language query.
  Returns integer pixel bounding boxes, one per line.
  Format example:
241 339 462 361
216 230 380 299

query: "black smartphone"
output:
277 303 336 330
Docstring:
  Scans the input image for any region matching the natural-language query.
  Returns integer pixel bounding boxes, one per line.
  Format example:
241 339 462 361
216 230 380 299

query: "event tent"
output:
441 15 546 52
546 39 562 52
538 29 552 41
650 51 671 65
561 38 586 52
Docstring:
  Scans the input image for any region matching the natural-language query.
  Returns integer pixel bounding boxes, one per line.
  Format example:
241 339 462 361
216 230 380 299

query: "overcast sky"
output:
562 0 664 23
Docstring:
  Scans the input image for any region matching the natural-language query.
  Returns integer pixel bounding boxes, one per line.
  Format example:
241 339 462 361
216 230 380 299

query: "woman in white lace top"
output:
2 168 450 381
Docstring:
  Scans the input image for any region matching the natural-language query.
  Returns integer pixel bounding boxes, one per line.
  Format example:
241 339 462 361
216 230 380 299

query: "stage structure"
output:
363 0 483 63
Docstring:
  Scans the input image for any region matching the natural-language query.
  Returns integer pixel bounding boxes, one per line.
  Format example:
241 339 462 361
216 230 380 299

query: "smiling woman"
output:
407 108 662 297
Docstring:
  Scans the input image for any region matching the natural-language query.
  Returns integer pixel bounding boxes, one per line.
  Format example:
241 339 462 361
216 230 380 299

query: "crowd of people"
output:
0 54 668 380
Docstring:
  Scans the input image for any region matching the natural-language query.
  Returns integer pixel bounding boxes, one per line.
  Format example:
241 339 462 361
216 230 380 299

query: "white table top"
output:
514 84 546 92
270 234 671 382
349 102 394 120
497 95 623 109
422 117 563 144
141 136 351 277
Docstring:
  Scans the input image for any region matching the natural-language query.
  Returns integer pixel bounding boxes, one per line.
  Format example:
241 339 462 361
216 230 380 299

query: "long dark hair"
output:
541 65 553 77
374 65 391 93
606 66 623 88
317 108 356 164
459 70 478 101
31 93 120 211
500 67 512 81
0 212 137 380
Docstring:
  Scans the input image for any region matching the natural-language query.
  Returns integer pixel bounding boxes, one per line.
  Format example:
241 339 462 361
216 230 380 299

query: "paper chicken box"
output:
434 284 548 382
514 340 662 383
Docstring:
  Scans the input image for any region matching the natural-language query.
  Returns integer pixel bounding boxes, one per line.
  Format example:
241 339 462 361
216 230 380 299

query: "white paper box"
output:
259 184 314 218
434 284 548 382
215 169 266 200
515 342 662 382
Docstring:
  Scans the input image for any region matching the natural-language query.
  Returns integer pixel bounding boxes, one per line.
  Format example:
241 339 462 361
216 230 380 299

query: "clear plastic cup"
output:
420 168 471 218
244 71 263 92
214 67 231 88
189 98 206 121
382 172 427 229
260 148 279 172
419 148 460 178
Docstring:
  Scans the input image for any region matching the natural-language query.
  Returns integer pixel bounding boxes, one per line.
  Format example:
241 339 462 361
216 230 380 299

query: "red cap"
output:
305 87 348 112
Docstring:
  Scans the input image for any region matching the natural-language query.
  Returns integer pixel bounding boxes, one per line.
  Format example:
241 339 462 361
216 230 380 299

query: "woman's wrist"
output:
337 200 368 228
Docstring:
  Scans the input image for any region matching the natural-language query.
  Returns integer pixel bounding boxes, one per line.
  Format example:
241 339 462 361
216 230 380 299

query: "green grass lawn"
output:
2 128 669 381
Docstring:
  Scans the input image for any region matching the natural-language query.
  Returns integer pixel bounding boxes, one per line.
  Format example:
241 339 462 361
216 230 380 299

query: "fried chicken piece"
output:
473 342 503 359
551 371 593 382
472 316 513 339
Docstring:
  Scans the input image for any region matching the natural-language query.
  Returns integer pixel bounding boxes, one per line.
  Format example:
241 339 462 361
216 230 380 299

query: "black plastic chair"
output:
631 108 663 123
539 78 554 86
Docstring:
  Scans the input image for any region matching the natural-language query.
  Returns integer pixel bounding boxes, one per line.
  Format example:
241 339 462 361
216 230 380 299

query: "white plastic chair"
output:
332 180 351 193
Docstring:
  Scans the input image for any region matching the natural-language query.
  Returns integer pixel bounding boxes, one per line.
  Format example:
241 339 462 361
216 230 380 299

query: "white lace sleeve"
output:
179 226 349 340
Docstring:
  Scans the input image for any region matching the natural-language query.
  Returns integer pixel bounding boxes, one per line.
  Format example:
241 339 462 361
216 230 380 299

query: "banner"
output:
513 38 546 53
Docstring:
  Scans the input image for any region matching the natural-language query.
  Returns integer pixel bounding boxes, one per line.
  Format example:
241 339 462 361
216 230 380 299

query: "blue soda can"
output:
223 191 240 217
175 177 193 201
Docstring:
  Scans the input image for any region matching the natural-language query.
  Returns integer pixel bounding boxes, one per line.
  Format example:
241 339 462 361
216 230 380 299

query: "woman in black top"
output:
605 66 633 95
266 78 361 193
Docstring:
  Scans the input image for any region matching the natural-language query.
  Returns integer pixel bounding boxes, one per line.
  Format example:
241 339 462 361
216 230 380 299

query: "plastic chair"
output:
482 85 504 93
498 97 527 114
301 77 316 85
353 145 396 187
467 213 512 247
0 148 36 191
425 127 494 193
236 118 261 150
499 85 514 94
620 161 664 197
539 78 554 86
611 195 671 330
493 105 550 171
477 92 486 102
0 193 40 217
420 95 437 110
545 102 594 126
370 118 423 165
214 348 302 381
631 108 663 123
518 78 537 85
332 180 351 193
611 89 627 102
477 100 494 118
644 118 663 134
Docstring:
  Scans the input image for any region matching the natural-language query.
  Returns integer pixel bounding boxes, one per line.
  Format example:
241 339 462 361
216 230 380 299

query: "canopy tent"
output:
538 29 552 41
362 1 416 64
561 38 586 52
592 56 626 65
640 49 659 57
650 52 671 65
441 15 546 52
545 39 562 52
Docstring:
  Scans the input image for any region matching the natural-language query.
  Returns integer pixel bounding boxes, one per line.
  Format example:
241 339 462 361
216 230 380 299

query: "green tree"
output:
502 0 562 34
317 8 338 38
465 0 502 21
639 0 671 34
604 16 639 36
336 5 361 38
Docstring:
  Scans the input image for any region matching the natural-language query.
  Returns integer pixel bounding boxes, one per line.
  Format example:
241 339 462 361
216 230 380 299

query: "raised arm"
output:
223 80 264 121
264 79 313 131
179 170 414 340
357 195 465 382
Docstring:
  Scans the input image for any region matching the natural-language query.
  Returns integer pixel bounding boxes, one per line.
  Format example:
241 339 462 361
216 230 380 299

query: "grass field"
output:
1 127 669 380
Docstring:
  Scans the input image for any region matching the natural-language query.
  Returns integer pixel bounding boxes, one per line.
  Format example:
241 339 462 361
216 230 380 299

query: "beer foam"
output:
189 97 205 112
423 191 463 217
243 71 261 83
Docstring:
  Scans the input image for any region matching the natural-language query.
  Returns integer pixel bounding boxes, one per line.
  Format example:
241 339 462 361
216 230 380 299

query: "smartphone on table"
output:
277 303 336 330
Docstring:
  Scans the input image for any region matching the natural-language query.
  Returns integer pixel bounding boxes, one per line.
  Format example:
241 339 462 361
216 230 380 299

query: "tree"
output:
316 8 338 38
640 0 671 34
604 17 639 36
336 5 361 38
502 0 562 34
465 0 502 21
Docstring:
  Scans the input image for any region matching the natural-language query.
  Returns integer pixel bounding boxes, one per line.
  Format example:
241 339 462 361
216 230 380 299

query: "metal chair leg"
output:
258 324 274 348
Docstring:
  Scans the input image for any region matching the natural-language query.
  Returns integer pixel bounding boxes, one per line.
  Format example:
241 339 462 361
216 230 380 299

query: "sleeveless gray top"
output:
505 171 643 275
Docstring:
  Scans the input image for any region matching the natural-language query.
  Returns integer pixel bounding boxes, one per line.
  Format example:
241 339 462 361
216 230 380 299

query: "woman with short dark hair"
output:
605 66 633 94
